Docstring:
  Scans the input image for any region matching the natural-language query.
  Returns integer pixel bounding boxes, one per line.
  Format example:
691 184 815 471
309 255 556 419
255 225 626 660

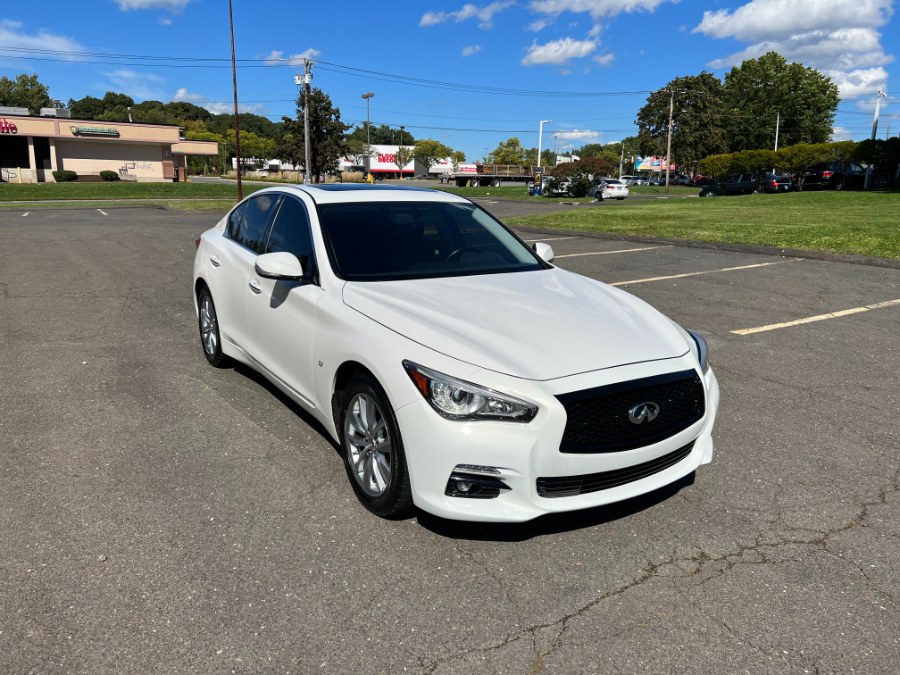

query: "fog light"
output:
445 471 510 499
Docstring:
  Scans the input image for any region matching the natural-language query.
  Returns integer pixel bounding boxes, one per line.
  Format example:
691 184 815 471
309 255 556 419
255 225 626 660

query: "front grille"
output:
556 370 704 453
537 441 695 498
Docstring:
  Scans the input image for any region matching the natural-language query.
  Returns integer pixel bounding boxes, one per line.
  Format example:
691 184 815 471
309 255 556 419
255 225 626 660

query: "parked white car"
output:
193 185 718 522
590 178 630 201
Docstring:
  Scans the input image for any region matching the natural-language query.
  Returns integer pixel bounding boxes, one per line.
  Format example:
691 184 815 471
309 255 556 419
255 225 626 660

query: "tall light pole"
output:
361 92 374 171
537 119 551 169
228 0 243 199
864 89 887 190
664 89 674 193
399 125 405 179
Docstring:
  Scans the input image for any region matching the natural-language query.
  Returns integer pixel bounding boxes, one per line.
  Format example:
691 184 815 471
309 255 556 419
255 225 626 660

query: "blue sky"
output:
0 1 897 161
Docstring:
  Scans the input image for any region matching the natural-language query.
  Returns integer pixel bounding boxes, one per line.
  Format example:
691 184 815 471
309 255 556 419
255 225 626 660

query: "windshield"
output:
318 201 546 281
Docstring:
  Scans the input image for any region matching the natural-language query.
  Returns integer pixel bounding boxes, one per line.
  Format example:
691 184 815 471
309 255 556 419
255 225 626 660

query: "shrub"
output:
99 170 120 182
52 170 78 182
568 175 592 198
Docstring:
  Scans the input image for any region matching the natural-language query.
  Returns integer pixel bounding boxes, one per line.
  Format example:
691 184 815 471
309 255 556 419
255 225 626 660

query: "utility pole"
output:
618 142 625 178
864 89 887 190
399 125 405 179
664 89 674 193
228 0 243 200
295 59 313 184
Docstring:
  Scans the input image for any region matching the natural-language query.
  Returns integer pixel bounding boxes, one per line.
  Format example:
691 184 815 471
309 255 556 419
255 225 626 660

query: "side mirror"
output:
255 251 305 280
533 242 555 263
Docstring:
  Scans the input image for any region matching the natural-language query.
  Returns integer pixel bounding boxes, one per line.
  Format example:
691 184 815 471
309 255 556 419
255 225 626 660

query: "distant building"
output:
0 112 218 183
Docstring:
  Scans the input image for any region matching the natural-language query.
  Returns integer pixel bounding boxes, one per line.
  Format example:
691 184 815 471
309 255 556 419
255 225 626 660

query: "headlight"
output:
402 361 538 422
687 330 710 374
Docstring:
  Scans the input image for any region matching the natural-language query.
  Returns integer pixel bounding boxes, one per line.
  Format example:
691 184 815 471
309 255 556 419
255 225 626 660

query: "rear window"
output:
318 201 545 281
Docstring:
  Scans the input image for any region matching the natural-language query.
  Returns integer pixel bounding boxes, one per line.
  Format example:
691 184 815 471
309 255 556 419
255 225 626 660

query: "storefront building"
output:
0 111 218 183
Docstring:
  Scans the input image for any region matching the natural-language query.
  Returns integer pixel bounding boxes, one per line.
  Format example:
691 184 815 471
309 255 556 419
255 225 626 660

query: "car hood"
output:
342 269 689 381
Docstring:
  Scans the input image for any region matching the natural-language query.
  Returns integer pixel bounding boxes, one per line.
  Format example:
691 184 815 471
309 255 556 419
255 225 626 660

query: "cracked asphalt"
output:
1 205 898 674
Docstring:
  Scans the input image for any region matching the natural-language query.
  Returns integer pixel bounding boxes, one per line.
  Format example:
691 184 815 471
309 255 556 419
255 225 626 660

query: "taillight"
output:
195 237 201 249
822 170 833 178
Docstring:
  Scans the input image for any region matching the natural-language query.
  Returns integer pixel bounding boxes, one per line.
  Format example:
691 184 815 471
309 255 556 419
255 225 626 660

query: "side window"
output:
228 193 282 253
265 197 314 267
224 201 247 241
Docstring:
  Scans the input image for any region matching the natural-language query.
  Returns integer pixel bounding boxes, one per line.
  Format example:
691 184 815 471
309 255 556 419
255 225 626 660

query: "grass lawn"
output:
0 181 269 201
507 191 900 260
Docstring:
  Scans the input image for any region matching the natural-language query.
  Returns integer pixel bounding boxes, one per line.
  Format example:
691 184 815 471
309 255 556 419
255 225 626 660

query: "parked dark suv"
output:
699 172 759 197
801 162 866 190
761 172 792 193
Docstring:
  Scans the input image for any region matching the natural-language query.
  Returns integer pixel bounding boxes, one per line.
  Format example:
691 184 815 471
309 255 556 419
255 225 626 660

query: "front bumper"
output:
395 357 719 522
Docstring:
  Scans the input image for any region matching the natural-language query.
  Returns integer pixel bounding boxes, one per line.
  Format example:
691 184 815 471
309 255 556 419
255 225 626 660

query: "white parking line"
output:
732 298 900 335
21 212 29 217
610 259 799 287
97 209 108 216
523 236 578 243
556 246 669 259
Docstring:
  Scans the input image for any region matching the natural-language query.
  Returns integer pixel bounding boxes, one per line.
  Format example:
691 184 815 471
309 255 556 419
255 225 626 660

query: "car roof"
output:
251 183 471 206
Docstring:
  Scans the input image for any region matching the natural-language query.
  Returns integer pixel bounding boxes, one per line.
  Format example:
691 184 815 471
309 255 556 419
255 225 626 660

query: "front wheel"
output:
339 375 413 518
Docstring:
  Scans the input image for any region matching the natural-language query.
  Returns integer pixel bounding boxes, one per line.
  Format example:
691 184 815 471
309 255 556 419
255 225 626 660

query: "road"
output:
1 206 898 673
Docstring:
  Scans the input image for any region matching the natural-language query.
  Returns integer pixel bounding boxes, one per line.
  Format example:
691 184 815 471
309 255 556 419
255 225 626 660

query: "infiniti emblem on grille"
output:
628 402 660 425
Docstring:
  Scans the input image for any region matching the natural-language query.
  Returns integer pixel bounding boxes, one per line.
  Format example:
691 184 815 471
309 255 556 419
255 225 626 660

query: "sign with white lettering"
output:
70 126 120 137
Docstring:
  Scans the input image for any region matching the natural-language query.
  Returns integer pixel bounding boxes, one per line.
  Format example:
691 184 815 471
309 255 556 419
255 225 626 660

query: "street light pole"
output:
537 119 551 169
361 92 374 172
399 125 405 179
864 89 887 190
664 90 674 194
294 59 313 183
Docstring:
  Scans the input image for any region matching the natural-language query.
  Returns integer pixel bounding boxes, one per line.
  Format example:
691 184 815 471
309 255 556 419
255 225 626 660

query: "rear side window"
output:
227 193 282 253
265 196 314 267
224 202 247 240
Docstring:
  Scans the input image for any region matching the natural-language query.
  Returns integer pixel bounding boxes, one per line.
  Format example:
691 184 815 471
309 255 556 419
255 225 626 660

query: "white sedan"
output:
193 185 718 522
590 178 630 201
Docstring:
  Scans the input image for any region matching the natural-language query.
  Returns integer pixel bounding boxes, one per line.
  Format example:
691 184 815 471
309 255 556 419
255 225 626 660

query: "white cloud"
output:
529 0 676 20
529 18 551 31
587 24 602 37
158 17 172 26
695 0 892 42
102 68 166 100
554 129 601 141
461 45 483 57
696 0 894 99
113 0 192 10
593 52 614 66
830 125 853 141
522 37 597 66
172 87 205 103
0 19 86 57
420 1 515 29
263 49 320 67
204 101 264 115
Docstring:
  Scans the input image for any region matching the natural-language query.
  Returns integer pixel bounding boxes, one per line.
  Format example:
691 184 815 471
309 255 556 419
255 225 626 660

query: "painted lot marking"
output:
611 259 799 287
523 236 578 243
98 209 108 216
732 298 900 336
556 245 668 259
21 212 29 217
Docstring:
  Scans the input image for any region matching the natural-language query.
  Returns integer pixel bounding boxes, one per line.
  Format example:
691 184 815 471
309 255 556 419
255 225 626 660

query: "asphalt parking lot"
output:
1 205 898 674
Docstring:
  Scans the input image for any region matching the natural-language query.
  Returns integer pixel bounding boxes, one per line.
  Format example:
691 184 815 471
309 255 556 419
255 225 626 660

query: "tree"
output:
450 151 466 172
68 95 105 120
490 137 527 164
731 149 778 176
356 123 415 146
413 139 453 171
776 143 830 190
0 73 52 114
724 52 839 152
393 145 416 176
696 153 739 181
636 72 728 173
278 87 349 181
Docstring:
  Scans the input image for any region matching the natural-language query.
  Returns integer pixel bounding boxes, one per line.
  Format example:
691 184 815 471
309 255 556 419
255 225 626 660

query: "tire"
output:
197 287 231 368
339 374 413 518
490 179 501 187
470 178 481 187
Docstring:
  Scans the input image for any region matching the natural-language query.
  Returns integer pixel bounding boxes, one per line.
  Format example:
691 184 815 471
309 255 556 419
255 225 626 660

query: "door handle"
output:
248 279 262 294
209 256 221 267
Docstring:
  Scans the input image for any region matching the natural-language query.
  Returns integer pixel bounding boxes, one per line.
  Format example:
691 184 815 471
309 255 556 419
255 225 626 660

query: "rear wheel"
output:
198 287 231 368
339 375 413 518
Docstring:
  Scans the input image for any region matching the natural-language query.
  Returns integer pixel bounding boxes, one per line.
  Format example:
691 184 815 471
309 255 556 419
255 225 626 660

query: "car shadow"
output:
415 472 695 542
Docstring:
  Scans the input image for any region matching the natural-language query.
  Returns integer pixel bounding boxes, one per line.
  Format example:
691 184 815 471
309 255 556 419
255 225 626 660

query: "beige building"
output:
0 113 218 183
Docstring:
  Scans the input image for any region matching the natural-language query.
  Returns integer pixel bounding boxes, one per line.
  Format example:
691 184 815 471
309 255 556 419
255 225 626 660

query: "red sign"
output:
0 118 18 134
378 153 396 163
